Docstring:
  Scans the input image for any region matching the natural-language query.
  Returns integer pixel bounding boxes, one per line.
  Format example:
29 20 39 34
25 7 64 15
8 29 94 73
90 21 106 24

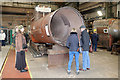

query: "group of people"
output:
66 25 99 75
14 24 98 74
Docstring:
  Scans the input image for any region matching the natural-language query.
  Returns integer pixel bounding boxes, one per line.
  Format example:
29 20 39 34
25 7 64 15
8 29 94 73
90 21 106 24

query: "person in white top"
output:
0 30 6 46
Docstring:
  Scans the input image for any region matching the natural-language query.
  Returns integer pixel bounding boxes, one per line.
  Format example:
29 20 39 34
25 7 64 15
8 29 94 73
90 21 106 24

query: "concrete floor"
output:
0 45 10 71
26 48 118 78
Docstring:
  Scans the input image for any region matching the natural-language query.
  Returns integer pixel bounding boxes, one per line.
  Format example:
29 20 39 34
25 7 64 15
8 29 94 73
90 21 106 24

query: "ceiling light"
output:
97 11 103 16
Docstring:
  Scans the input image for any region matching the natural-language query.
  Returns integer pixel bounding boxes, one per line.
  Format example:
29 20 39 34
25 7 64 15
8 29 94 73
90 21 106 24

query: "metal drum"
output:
108 19 120 39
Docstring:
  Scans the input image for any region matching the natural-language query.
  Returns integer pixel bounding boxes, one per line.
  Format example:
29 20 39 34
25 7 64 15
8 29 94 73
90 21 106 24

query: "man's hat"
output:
80 25 86 28
94 29 97 32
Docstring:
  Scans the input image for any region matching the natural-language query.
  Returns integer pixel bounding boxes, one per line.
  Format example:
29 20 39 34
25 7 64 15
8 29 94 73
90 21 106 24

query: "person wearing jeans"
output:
82 51 90 70
66 28 79 75
79 25 90 71
68 51 79 71
91 29 99 52
92 42 97 52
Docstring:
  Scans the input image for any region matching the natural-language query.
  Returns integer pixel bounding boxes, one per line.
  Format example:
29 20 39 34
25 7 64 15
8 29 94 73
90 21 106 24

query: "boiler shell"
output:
30 7 85 46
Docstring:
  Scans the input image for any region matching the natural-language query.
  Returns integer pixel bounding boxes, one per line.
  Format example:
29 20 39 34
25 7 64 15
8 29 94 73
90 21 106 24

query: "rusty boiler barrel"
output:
30 7 84 46
108 19 120 39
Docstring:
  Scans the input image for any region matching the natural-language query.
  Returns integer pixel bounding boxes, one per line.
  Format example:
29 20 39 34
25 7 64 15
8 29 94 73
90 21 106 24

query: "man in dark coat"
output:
91 29 99 52
24 33 29 44
80 25 90 71
66 28 79 75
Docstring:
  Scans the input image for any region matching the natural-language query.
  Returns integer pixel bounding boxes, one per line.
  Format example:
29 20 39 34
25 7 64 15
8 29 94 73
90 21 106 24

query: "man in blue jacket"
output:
66 28 79 75
91 29 99 52
80 25 90 71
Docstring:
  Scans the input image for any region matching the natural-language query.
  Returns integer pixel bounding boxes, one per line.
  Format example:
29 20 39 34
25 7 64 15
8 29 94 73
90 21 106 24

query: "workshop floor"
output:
26 48 118 78
0 46 10 71
1 47 31 79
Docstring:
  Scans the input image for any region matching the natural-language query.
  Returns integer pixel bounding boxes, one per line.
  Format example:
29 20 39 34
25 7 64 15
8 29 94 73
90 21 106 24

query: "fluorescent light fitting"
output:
97 11 103 16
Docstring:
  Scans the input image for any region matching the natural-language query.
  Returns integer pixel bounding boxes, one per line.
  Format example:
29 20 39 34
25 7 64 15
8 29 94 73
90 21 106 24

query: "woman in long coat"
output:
15 27 28 72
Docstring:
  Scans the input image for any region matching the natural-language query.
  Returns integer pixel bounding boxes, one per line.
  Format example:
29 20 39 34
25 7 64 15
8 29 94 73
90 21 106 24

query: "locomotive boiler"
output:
93 19 120 50
29 7 85 67
30 7 84 46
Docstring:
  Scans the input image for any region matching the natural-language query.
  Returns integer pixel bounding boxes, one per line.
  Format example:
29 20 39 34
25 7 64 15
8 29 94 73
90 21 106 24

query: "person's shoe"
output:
94 51 98 52
79 69 86 71
67 70 71 74
20 69 28 72
76 70 79 75
87 68 90 70
17 68 21 70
